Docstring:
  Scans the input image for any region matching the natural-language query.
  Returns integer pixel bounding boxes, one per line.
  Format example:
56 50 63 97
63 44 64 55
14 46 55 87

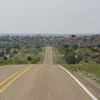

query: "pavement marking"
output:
58 65 98 100
0 66 32 94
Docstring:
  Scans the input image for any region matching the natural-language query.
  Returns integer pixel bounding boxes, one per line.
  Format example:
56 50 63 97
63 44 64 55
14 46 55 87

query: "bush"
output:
27 56 32 61
0 59 14 65
0 60 4 65
59 46 83 64
15 60 27 64
3 56 8 60
31 57 40 64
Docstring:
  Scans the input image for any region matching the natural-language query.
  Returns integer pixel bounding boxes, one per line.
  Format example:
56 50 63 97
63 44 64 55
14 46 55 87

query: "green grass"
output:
0 59 28 65
37 47 45 64
24 48 34 54
53 47 64 64
0 46 43 65
15 47 42 64
65 63 100 83
14 60 28 64
53 46 100 83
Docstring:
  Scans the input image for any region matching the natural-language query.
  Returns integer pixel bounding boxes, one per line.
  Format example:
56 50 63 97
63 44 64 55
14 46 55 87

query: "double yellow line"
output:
0 66 32 94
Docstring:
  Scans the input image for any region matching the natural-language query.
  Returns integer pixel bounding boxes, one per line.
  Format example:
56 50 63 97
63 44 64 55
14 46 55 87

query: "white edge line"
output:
58 65 98 100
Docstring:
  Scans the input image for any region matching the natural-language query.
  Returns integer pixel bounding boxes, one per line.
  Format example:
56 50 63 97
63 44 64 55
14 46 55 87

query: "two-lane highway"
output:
43 46 53 64
0 47 97 100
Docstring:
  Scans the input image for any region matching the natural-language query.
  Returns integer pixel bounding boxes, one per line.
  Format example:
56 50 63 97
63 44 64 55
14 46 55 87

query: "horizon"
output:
0 32 100 36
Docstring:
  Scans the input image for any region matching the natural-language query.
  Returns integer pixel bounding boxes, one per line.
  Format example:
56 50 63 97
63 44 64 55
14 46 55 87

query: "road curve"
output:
0 46 96 100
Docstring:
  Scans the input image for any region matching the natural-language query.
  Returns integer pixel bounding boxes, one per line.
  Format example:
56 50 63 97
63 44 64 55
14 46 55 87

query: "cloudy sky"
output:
0 0 100 34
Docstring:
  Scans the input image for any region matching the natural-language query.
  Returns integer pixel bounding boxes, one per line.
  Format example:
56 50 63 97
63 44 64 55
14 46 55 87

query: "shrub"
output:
27 56 32 61
15 60 27 64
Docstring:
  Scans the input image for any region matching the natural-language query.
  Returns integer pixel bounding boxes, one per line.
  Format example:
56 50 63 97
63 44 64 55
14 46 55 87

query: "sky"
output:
0 0 100 34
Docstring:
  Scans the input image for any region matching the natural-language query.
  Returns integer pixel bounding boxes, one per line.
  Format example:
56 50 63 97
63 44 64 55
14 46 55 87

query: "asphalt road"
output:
0 47 97 100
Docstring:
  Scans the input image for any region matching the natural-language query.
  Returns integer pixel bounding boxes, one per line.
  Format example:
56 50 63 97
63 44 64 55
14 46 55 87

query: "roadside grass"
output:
53 46 100 84
38 47 45 64
17 47 42 64
53 47 64 64
66 63 100 84
0 46 43 65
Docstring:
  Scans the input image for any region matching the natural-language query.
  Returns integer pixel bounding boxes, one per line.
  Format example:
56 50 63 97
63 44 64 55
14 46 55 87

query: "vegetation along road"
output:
0 46 98 100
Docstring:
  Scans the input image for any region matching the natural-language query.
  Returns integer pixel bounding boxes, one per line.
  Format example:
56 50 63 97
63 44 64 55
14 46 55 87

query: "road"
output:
0 47 97 100
43 46 53 64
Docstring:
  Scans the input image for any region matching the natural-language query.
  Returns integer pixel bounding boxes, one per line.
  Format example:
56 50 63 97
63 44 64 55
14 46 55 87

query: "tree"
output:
27 56 32 62
71 34 76 38
64 47 83 64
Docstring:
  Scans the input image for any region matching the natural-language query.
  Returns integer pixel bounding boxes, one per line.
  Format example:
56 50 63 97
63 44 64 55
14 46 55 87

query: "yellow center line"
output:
0 66 32 94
